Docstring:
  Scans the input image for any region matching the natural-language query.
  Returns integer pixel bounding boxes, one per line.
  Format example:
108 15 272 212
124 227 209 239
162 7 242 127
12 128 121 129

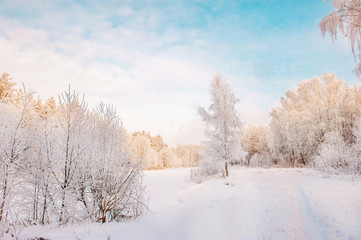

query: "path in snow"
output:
20 168 361 240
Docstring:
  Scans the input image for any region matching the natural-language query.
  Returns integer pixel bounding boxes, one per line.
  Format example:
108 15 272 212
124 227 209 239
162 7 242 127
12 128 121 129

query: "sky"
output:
0 0 358 146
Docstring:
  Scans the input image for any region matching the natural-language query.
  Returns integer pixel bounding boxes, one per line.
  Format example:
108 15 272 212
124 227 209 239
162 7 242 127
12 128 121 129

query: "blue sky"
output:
0 0 356 145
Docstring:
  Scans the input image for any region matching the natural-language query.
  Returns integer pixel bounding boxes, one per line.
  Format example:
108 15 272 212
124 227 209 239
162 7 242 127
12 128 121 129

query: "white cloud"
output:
163 117 206 146
0 15 214 144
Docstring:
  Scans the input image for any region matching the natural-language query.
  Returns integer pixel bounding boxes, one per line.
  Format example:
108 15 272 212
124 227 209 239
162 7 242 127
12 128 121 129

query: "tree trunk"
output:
59 188 66 224
0 174 8 222
33 183 39 223
225 162 229 177
41 195 47 224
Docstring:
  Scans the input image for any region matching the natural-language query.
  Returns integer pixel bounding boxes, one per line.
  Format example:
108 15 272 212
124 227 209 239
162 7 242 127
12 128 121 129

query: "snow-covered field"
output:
19 168 361 240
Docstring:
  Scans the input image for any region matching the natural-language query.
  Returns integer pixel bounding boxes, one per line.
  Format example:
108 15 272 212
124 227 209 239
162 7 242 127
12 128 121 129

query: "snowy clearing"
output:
19 168 361 240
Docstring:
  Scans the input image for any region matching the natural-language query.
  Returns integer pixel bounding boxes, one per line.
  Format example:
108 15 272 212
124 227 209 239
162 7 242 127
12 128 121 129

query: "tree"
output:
197 74 246 178
129 134 160 169
158 148 181 168
320 0 361 76
348 121 361 173
87 103 145 223
313 129 349 172
0 86 34 224
150 135 167 153
243 125 269 166
0 77 149 229
28 96 59 225
56 87 91 224
269 73 361 168
172 144 203 167
0 73 18 103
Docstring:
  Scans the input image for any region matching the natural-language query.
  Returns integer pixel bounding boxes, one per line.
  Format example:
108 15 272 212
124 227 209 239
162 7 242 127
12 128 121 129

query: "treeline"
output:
129 131 203 169
243 73 361 174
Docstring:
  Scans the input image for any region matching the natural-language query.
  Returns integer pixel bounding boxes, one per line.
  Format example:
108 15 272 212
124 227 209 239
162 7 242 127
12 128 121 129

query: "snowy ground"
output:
19 168 361 240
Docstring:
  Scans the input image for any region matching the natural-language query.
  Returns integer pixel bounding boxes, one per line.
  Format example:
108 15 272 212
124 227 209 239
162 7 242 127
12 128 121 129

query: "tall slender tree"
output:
198 74 245 177
0 85 33 223
56 87 90 224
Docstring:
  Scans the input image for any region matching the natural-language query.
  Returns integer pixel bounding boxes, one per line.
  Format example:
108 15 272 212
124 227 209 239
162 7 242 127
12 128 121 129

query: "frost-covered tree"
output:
150 135 167 153
0 76 148 230
158 148 181 168
26 97 60 225
348 121 361 173
320 0 361 76
313 129 349 172
197 74 246 178
0 86 34 224
243 125 269 166
130 134 160 169
172 144 203 167
55 87 91 224
86 103 145 223
0 73 18 103
132 131 167 153
269 73 361 169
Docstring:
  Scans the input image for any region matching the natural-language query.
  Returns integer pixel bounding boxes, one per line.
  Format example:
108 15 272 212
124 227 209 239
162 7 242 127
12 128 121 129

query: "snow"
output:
18 168 361 240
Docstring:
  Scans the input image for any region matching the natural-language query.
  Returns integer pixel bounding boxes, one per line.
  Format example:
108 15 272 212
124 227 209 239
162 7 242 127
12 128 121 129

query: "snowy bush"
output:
346 123 361 174
313 129 360 174
313 130 348 173
190 160 223 184
249 152 272 168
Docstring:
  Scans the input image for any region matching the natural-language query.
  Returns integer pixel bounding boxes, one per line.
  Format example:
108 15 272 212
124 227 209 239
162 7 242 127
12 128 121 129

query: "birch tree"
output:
27 97 58 224
0 86 33 224
320 0 361 76
86 103 145 223
55 87 91 224
197 74 246 178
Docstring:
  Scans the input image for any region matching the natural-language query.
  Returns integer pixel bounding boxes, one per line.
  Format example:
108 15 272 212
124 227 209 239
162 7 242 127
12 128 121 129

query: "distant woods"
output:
129 131 203 169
